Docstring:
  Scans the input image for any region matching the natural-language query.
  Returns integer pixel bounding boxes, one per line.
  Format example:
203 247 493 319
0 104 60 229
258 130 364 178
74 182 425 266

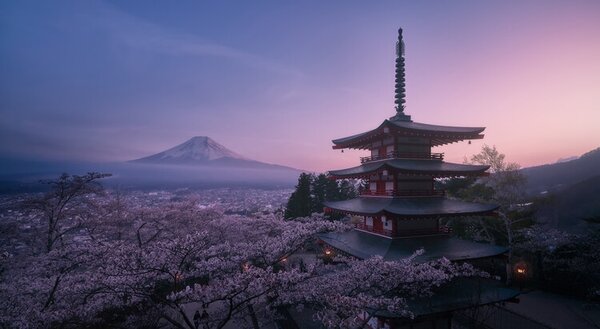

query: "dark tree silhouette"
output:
27 172 111 252
285 173 358 219
284 173 313 219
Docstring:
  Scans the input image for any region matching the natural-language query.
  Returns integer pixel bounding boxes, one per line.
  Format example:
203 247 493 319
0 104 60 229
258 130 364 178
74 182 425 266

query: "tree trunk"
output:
500 212 513 285
46 219 55 253
247 304 260 329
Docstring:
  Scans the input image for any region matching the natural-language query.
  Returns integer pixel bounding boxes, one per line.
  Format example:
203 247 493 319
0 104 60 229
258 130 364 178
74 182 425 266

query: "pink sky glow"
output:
1 1 599 173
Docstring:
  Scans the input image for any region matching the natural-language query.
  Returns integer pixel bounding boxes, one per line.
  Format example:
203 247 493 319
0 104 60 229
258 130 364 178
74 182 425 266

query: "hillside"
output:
533 175 600 231
522 147 600 195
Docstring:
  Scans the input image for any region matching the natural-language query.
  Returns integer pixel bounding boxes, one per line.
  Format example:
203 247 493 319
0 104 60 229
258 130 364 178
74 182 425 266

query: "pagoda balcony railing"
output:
355 223 452 237
361 189 445 197
354 223 393 237
360 151 444 163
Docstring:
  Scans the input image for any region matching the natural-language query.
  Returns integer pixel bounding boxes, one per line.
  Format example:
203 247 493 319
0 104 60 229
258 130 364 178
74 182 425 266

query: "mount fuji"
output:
131 136 298 171
0 137 302 192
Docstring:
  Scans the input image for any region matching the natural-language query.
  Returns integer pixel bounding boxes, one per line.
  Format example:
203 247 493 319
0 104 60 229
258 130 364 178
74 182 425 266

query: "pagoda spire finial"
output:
391 28 412 122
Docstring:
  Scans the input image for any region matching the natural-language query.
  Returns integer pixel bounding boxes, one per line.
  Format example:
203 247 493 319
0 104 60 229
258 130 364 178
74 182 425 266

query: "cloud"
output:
78 1 303 78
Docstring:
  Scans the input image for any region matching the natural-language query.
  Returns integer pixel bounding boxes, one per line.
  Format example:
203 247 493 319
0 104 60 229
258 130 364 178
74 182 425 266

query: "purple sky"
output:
1 0 599 172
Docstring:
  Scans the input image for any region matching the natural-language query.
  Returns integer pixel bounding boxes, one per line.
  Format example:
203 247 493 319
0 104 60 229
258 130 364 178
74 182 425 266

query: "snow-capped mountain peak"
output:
133 136 246 163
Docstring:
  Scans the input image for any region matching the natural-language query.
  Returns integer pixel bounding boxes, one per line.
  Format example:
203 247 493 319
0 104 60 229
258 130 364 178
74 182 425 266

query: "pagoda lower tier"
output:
324 196 498 218
319 230 507 262
328 159 489 179
364 277 519 328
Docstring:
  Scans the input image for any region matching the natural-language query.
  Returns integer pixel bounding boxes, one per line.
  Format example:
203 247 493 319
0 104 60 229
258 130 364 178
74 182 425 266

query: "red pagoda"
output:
320 29 518 327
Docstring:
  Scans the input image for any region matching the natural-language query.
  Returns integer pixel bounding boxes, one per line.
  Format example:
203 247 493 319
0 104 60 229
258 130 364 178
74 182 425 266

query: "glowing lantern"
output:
514 262 527 277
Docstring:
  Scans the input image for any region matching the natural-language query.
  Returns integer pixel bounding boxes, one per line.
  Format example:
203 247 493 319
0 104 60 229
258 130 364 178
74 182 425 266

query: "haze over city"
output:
1 0 599 172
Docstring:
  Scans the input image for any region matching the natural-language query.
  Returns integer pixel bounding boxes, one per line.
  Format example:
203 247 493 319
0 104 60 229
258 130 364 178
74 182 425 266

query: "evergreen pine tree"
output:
284 173 314 219
285 174 361 219
325 178 341 201
311 173 329 213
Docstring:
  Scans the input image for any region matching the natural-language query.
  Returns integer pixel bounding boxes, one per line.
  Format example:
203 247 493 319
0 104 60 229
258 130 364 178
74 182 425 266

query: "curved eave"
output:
328 160 490 179
319 230 508 262
332 120 486 150
373 277 519 318
332 122 387 150
324 197 499 217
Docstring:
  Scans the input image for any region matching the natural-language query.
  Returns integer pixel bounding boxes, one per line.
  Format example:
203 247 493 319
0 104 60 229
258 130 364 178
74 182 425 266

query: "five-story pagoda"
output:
321 29 507 263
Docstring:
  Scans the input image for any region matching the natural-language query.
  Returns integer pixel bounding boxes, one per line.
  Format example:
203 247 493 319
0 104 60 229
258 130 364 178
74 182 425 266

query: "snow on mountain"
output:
132 136 246 163
130 136 300 172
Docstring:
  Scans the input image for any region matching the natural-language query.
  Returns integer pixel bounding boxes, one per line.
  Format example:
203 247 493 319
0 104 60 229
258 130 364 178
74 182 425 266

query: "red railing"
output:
360 151 444 163
354 223 452 237
355 223 393 236
361 189 445 197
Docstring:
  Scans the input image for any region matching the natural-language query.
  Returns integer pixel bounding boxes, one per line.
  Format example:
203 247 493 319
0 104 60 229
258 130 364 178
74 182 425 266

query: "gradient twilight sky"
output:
1 1 599 172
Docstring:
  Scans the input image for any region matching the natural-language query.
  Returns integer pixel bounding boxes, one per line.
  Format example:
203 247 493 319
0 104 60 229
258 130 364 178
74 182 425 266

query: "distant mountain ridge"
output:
522 147 600 195
131 136 299 171
534 175 600 230
517 147 600 232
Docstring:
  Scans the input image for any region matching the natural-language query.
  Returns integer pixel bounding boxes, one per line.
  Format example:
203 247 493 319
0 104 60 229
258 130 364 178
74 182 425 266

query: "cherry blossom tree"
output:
25 172 111 253
2 195 481 329
514 225 600 297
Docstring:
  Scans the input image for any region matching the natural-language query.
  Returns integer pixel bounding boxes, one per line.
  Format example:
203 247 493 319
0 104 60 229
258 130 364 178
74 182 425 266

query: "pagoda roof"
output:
319 230 507 262
328 159 489 178
377 277 519 318
332 119 485 149
324 197 498 217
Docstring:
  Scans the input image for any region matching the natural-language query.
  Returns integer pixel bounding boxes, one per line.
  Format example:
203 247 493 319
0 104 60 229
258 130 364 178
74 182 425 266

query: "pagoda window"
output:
371 148 379 157
383 137 394 146
365 216 373 227
369 182 377 191
386 144 394 154
372 141 382 148
385 181 394 191
382 216 392 230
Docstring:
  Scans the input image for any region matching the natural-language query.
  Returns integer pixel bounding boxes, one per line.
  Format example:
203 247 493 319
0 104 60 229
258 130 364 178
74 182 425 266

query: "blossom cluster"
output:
1 195 479 329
